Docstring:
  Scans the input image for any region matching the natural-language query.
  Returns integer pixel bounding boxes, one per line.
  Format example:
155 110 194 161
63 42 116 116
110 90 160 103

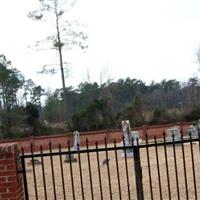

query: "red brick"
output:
5 153 14 159
6 165 15 170
0 165 5 170
9 186 19 192
0 155 6 159
0 181 17 188
0 187 7 193
7 176 16 182
0 171 15 176
0 177 6 182
1 192 17 198
0 160 14 165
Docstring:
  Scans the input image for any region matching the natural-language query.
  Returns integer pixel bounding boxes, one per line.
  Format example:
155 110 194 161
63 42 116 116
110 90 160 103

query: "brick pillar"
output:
0 143 24 200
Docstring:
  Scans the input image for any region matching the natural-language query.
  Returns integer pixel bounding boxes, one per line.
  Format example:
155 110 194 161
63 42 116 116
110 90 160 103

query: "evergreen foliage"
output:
1 54 200 139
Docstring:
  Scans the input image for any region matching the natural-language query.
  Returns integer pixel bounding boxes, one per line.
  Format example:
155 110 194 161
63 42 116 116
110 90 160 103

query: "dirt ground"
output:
24 141 200 200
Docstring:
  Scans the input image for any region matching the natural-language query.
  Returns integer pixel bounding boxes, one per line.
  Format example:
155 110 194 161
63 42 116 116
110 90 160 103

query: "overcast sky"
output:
0 0 200 91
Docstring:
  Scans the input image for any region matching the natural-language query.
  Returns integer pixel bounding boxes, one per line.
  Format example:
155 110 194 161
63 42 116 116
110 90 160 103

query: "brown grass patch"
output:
25 142 200 199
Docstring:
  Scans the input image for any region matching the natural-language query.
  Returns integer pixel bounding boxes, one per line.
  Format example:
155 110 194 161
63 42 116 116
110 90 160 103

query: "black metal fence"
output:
19 131 200 200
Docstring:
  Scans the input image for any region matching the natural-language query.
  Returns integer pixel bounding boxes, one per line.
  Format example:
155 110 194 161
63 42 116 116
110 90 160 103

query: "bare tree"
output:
28 0 87 124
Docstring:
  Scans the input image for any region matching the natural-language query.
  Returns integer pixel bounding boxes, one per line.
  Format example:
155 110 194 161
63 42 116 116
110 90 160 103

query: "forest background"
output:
0 52 199 139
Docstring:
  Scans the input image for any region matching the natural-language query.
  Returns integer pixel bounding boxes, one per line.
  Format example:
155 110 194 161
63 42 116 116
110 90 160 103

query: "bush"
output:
184 107 200 122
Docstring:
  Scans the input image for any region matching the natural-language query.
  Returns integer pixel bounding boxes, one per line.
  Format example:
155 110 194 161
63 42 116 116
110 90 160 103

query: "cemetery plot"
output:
24 141 200 200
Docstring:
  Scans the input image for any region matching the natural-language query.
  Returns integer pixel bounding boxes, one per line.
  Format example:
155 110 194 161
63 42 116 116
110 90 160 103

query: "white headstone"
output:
130 131 140 145
72 131 80 151
65 131 80 163
121 120 142 157
165 126 181 141
188 125 198 138
121 120 131 144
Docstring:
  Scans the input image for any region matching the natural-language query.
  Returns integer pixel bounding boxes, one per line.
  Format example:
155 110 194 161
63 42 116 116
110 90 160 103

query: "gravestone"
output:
71 131 80 151
165 126 181 142
187 125 198 138
65 131 80 163
121 120 141 158
131 131 141 146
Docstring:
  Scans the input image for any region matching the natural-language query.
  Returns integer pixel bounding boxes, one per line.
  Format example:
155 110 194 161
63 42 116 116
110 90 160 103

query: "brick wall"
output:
0 122 191 153
0 143 24 200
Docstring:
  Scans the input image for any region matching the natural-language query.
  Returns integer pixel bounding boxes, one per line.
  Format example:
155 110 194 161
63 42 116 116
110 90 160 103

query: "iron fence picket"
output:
95 141 104 200
77 143 85 200
58 144 66 200
180 131 189 200
189 132 197 200
154 136 163 200
163 132 171 200
145 134 153 200
134 144 144 200
40 146 48 200
122 136 131 200
104 137 113 200
49 142 57 200
114 140 122 200
68 141 76 200
172 134 180 200
31 143 38 200
21 148 29 200
86 138 94 200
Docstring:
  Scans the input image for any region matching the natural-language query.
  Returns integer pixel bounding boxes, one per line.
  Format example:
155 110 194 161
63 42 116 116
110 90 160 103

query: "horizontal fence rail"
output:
19 131 200 200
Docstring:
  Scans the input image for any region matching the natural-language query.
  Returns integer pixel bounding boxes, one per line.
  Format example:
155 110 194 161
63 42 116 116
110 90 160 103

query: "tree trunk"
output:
55 1 68 125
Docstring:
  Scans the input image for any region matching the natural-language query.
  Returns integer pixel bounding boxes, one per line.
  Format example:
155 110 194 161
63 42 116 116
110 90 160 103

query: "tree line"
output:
0 54 200 139
0 55 47 139
45 73 200 132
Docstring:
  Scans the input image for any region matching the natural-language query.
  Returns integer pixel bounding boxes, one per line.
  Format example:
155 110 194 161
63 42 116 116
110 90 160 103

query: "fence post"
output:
0 143 24 200
134 146 144 200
